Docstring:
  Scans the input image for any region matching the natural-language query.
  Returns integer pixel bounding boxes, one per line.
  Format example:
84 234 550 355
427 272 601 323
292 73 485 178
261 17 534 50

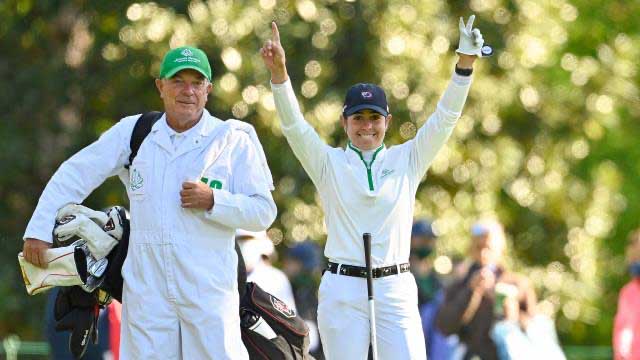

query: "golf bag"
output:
240 282 314 360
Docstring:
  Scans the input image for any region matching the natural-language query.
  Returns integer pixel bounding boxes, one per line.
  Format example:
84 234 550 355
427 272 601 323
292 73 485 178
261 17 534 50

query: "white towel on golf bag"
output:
18 244 83 295
18 240 109 295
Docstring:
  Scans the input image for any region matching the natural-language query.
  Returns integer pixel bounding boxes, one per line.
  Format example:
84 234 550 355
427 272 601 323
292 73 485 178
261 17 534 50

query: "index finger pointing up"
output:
271 21 280 43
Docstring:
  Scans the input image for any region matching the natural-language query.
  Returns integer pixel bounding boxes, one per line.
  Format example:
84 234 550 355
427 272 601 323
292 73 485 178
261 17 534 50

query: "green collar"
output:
347 141 384 191
347 142 384 165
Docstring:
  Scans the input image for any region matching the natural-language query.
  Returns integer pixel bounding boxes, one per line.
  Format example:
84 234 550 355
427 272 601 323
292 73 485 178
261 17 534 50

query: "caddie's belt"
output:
326 262 410 279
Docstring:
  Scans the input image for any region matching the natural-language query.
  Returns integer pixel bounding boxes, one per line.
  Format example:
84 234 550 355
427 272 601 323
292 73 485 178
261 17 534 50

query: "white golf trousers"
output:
318 270 427 360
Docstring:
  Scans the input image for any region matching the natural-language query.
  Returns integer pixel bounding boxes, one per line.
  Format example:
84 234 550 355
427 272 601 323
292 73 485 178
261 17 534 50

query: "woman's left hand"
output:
456 15 484 58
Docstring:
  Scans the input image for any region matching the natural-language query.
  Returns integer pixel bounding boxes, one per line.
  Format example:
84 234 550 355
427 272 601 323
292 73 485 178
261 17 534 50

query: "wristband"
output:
455 65 473 76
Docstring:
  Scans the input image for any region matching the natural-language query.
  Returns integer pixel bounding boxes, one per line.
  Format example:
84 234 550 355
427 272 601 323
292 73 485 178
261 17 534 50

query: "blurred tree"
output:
1 0 639 347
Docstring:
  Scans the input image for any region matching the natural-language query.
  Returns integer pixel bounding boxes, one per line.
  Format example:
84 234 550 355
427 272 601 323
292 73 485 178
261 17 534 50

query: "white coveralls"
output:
271 72 472 359
24 110 277 359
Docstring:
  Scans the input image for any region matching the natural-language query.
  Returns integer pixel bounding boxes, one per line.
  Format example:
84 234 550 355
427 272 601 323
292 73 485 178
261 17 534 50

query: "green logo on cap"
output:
159 46 212 80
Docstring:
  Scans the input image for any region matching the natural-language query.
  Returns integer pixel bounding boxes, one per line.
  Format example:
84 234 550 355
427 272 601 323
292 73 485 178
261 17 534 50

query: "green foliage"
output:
1 0 638 346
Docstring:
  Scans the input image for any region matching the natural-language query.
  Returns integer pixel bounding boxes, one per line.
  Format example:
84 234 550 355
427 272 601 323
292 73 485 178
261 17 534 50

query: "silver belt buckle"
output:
382 266 391 277
338 264 347 275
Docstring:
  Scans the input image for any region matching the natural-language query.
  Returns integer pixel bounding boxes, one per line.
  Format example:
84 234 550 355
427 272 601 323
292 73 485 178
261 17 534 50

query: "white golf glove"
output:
456 15 485 57
53 213 118 260
56 203 109 227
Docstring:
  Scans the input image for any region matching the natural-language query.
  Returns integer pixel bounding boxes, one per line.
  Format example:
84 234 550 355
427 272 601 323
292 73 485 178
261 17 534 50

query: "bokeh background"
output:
1 0 638 358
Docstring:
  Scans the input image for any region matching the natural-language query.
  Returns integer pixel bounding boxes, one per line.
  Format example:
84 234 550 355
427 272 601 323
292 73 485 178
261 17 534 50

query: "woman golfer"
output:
261 16 487 359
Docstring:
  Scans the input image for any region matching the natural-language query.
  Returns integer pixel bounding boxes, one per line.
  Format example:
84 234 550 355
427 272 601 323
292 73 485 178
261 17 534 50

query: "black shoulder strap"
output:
125 111 163 169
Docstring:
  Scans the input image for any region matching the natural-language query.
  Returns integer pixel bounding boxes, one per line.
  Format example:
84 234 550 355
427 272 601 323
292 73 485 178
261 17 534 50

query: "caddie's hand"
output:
180 181 214 210
456 15 484 58
260 21 288 84
23 238 52 268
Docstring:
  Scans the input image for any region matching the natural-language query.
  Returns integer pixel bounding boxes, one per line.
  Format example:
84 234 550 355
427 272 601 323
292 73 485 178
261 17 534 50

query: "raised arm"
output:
409 15 485 180
260 21 288 85
261 22 330 185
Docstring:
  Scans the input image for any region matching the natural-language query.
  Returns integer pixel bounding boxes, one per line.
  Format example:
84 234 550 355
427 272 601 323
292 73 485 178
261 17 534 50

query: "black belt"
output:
326 262 410 279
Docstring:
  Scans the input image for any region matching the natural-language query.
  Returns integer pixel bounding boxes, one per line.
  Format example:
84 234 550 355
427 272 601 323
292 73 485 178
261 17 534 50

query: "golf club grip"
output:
363 233 373 299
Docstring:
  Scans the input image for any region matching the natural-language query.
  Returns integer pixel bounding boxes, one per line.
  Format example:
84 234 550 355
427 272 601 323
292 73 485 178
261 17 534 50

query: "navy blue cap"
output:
412 220 436 238
343 83 389 117
286 242 321 271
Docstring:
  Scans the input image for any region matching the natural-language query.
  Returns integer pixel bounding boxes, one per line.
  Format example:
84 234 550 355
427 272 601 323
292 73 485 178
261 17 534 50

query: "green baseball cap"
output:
159 46 212 80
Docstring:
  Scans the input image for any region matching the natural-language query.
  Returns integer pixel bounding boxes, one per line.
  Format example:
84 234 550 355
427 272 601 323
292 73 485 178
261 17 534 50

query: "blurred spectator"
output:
436 219 564 360
283 241 324 359
410 220 440 305
282 241 321 319
613 229 640 360
45 287 110 360
436 219 512 360
490 274 565 360
410 219 457 359
236 229 297 311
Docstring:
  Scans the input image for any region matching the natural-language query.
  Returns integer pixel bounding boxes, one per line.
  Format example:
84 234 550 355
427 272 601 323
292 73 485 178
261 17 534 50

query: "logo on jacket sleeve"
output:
270 295 295 318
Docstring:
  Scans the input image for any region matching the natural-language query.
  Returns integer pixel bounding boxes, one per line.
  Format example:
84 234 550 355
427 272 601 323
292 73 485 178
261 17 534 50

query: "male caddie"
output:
22 46 276 359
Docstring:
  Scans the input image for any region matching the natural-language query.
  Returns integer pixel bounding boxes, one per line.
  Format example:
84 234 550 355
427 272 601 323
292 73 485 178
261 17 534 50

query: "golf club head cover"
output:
54 204 109 247
54 213 118 260
100 207 130 303
56 203 110 228
103 206 126 242
54 286 100 359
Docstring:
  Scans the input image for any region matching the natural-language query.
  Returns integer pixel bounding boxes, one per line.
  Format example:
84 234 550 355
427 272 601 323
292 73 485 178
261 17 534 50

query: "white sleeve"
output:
204 133 277 231
23 116 137 243
408 72 472 181
271 79 331 186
